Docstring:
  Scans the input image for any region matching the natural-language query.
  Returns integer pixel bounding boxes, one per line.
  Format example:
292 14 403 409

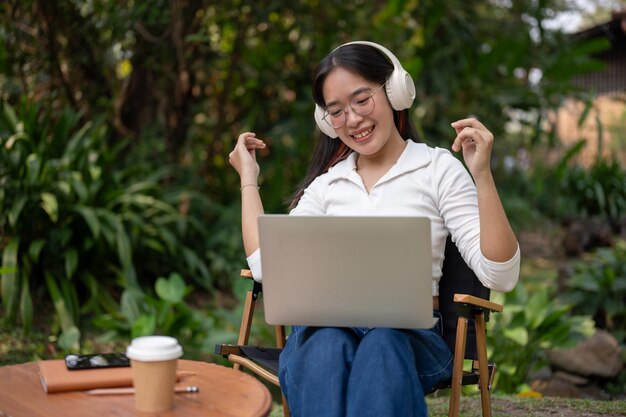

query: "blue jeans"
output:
278 311 453 417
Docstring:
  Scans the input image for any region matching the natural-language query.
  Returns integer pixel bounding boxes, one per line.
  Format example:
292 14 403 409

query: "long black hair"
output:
288 44 420 210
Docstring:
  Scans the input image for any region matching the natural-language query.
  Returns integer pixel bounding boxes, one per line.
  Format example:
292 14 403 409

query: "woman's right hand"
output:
228 132 267 184
230 132 267 257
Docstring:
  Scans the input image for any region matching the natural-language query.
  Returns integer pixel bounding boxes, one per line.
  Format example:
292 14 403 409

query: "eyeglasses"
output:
322 83 386 129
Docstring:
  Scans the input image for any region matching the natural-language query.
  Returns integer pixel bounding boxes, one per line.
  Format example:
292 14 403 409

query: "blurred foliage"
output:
91 271 245 359
559 240 626 343
0 0 621 377
0 100 212 349
488 285 595 394
0 0 610 211
500 138 626 225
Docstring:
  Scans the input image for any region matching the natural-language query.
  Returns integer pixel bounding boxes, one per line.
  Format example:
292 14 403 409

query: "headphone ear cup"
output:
314 104 338 138
385 68 416 110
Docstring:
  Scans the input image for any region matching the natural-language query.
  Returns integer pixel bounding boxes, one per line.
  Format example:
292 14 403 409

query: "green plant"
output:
559 240 626 343
559 157 626 220
488 285 595 393
91 272 201 348
0 100 211 349
526 137 626 221
90 270 254 359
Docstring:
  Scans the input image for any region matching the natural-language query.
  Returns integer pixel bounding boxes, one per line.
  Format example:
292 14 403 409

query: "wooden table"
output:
0 359 272 417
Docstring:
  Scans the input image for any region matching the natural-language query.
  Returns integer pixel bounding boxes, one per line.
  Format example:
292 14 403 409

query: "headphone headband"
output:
314 41 416 138
332 41 404 73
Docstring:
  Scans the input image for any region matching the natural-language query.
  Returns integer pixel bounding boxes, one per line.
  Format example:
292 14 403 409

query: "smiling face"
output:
322 67 404 159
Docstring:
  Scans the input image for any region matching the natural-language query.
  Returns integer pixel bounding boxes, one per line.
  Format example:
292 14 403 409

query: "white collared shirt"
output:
247 140 520 295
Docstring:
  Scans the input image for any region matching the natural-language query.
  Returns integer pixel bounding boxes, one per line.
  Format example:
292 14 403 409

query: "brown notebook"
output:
38 359 133 393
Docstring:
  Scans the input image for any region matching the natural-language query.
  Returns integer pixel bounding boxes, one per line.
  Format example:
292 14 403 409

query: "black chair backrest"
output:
438 236 491 360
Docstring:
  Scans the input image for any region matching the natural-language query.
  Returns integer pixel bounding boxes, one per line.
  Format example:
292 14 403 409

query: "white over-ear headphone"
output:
313 41 416 138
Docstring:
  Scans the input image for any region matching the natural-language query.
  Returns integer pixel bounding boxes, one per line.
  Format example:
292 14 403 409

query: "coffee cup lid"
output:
126 336 183 362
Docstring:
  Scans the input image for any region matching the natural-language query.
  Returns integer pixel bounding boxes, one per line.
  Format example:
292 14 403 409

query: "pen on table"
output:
87 385 200 395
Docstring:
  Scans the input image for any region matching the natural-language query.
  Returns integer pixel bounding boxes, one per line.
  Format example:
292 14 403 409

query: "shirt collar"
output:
325 140 432 183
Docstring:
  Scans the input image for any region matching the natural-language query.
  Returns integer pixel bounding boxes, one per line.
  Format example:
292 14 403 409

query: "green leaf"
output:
60 279 79 324
498 363 518 376
2 101 19 131
100 211 137 287
91 314 129 332
114 221 132 272
1 238 20 321
536 309 567 330
65 248 78 279
75 206 101 239
158 227 178 254
25 153 41 182
20 277 33 331
115 194 178 216
573 274 601 292
58 326 81 351
95 208 116 244
526 289 549 329
120 288 145 323
155 273 186 304
80 272 119 315
56 181 71 196
64 120 92 157
45 272 75 333
132 314 157 338
8 196 27 227
40 192 59 223
503 327 528 346
89 165 102 181
70 175 88 203
5 131 29 150
182 246 210 283
28 239 46 262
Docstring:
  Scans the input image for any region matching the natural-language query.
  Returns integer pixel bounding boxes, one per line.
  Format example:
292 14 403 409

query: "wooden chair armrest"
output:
453 294 503 313
215 344 244 356
240 269 254 279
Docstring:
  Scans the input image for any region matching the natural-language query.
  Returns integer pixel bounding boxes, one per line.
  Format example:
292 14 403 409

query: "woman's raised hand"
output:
228 132 267 184
451 118 494 181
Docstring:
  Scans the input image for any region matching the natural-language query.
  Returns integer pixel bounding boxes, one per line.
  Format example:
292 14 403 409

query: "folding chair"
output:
216 237 503 417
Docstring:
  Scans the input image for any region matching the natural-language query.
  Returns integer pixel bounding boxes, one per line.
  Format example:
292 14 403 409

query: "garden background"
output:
1 0 626 414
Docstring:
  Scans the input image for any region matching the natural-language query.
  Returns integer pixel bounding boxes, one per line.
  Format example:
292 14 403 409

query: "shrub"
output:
533 140 626 221
488 285 595 393
0 100 211 349
559 240 626 343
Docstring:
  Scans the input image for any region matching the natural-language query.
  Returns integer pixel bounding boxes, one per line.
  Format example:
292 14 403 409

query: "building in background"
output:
556 10 626 164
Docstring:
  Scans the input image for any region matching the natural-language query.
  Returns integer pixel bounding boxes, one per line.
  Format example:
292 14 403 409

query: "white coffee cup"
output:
126 336 183 412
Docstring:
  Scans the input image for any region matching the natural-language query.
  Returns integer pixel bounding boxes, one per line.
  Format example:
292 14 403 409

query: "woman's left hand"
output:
451 117 494 180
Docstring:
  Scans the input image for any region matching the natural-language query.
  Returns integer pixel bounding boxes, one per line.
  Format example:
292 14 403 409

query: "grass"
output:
0 328 49 365
268 395 626 417
0 326 133 366
428 395 626 417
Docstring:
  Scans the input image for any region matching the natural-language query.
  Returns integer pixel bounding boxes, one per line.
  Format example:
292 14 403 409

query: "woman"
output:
228 41 520 417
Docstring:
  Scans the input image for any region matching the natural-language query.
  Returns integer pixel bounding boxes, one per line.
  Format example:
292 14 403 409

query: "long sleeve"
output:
246 248 263 282
432 148 520 292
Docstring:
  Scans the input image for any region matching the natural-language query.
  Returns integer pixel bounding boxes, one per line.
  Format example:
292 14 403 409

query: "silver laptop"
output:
258 215 435 329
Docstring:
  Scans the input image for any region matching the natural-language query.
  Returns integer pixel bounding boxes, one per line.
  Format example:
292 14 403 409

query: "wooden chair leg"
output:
275 325 286 349
275 325 289 416
282 393 290 417
474 312 492 417
234 289 256 371
448 316 468 417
